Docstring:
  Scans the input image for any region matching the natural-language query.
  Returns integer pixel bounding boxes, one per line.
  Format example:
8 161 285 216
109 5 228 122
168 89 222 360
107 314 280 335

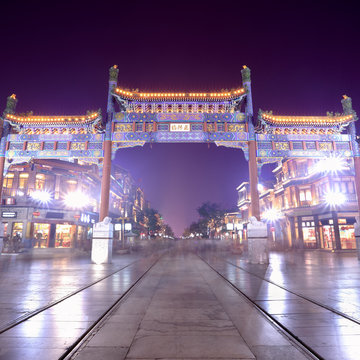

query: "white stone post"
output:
91 216 114 264
247 216 269 264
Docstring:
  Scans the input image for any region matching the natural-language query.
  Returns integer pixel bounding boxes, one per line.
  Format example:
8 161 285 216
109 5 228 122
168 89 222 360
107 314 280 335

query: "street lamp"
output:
30 190 52 204
63 190 89 209
311 155 347 175
262 208 282 222
325 191 346 207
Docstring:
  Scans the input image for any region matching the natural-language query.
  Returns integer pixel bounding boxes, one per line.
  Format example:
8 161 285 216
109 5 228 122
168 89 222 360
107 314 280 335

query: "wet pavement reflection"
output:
1 240 360 359
0 250 162 359
196 240 360 360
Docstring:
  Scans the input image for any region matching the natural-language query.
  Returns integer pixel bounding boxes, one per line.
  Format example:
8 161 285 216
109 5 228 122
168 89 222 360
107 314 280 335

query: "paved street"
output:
1 244 360 359
74 251 309 360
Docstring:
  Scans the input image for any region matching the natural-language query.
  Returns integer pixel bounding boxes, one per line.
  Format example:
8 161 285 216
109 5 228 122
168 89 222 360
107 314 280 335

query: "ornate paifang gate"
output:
0 66 359 222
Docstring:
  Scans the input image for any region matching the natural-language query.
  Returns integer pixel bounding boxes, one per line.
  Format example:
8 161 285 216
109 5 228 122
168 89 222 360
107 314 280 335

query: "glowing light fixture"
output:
325 191 346 206
257 184 265 192
64 191 89 209
262 208 282 222
30 190 52 204
312 156 347 174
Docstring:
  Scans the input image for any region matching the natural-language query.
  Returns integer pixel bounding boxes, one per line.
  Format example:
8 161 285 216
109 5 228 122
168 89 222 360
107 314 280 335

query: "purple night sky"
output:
1 1 359 235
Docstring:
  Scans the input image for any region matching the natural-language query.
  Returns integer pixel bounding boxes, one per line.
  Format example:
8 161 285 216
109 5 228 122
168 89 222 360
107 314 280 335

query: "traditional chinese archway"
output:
0 66 359 222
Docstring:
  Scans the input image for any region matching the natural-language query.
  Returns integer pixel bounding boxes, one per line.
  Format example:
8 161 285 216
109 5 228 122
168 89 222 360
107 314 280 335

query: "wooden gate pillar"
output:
99 66 119 221
354 157 360 213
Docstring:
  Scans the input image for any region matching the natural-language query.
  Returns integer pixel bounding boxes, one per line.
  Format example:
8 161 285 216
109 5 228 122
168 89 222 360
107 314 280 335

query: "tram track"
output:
197 253 329 360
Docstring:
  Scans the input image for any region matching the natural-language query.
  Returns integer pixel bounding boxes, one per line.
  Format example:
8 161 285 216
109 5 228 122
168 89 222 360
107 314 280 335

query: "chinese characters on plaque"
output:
170 123 190 132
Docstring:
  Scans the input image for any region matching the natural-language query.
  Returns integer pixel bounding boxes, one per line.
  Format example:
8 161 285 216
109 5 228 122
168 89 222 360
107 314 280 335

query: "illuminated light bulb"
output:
262 208 282 222
325 191 346 206
31 190 52 204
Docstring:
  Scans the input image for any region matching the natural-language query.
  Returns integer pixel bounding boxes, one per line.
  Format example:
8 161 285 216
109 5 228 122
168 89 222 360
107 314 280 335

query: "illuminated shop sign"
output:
114 223 132 231
226 223 234 231
80 213 91 223
1 211 17 218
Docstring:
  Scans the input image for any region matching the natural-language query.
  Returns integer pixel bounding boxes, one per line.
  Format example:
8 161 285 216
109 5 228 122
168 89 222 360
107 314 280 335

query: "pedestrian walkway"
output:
74 253 310 359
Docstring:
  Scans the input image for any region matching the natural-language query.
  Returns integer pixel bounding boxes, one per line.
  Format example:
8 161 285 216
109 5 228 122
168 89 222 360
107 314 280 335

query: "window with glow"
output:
300 190 305 202
4 173 14 188
67 180 77 192
35 174 45 190
19 173 29 189
341 182 347 193
348 182 355 193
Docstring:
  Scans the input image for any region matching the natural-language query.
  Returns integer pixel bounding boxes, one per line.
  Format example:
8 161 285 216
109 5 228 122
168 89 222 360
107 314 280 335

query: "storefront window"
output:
1 222 8 237
55 224 75 248
338 219 356 249
11 223 24 237
33 223 50 248
303 228 317 248
321 225 334 249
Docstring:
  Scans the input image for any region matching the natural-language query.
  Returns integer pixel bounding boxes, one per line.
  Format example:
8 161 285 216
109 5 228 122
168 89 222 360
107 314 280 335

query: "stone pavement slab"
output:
74 253 310 360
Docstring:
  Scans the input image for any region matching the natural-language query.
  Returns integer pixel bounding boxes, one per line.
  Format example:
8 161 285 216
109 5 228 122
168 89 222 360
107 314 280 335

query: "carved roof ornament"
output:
341 95 357 119
3 94 18 117
109 65 119 83
241 65 251 84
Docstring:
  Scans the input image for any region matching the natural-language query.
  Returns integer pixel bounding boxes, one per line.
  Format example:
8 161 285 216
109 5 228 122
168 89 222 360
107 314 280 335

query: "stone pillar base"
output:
356 236 360 260
248 237 269 264
91 238 113 264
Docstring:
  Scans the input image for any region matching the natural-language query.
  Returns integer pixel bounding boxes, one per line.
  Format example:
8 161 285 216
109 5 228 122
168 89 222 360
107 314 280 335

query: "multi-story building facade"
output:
1 160 149 251
1 159 100 250
237 158 359 251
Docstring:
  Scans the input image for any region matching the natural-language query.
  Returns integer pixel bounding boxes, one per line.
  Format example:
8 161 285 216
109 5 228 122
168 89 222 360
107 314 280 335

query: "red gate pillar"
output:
248 140 260 220
98 66 119 221
0 94 17 205
242 66 260 220
342 96 360 215
0 157 5 205
99 139 112 221
354 157 360 213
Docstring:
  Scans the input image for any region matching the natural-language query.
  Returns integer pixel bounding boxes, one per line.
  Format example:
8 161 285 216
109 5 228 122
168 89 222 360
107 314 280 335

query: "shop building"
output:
1 159 150 251
1 159 100 250
236 158 359 251
270 158 359 251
